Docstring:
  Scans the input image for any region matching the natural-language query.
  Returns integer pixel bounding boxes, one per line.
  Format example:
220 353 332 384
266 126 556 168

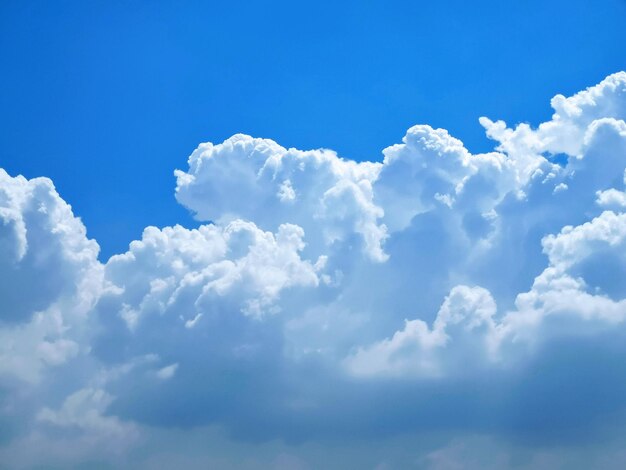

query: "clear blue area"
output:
1 0 625 260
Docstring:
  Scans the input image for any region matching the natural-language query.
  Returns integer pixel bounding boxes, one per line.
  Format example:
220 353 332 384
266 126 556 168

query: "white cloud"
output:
344 286 497 378
156 363 179 380
376 125 518 232
597 188 626 208
174 134 388 261
480 72 626 159
0 170 101 383
349 209 626 379
0 169 101 325
1 71 626 468
37 387 134 438
102 219 323 325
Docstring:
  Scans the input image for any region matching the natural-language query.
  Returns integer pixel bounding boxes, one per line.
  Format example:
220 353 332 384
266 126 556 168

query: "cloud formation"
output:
1 72 626 468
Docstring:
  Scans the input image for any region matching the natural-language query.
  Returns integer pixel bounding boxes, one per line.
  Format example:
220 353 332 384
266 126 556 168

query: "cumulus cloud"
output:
0 170 101 386
174 135 388 261
344 285 498 378
1 71 626 468
0 170 100 325
480 71 626 159
345 211 626 379
102 220 323 324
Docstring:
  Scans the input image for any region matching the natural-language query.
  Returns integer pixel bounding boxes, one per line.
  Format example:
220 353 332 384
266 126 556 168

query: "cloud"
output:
37 387 135 438
1 71 626 468
0 170 100 325
345 210 626 380
102 220 323 324
174 134 388 261
480 71 626 159
0 170 101 386
344 285 498 378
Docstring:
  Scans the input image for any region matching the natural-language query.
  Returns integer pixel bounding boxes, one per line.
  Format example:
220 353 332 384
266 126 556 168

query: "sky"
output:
1 1 626 469
1 0 625 259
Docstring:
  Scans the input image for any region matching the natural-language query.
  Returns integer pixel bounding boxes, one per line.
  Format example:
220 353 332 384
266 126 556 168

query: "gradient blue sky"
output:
1 0 625 260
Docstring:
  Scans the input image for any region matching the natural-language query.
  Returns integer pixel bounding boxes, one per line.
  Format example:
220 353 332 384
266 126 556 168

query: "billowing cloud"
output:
0 170 101 385
0 170 100 325
174 135 388 261
344 285 498 378
1 72 626 468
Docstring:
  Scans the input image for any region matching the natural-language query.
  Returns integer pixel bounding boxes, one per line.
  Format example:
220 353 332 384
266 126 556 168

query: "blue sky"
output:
2 2 626 469
1 0 625 259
